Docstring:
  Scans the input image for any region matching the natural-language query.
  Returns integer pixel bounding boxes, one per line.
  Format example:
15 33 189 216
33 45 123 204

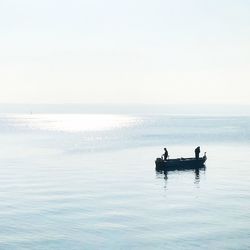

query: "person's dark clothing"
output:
163 148 168 160
195 147 200 160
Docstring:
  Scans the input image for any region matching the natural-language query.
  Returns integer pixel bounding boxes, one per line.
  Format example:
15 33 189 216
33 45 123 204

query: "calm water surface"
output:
0 114 250 249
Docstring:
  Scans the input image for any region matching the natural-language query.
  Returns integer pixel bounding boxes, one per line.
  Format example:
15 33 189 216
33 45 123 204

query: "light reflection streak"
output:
5 114 141 132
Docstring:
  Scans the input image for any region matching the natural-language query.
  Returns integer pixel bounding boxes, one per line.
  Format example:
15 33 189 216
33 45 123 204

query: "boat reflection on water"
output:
194 168 202 184
156 166 206 188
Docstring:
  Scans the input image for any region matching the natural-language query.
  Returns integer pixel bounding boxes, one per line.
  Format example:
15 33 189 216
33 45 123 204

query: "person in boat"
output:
195 146 200 160
162 148 169 161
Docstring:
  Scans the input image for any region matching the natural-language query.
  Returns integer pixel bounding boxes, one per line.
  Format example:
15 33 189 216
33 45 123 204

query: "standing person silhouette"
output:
162 148 169 161
195 146 200 160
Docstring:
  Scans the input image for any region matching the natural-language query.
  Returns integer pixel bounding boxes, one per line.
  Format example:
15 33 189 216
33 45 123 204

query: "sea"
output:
0 106 250 249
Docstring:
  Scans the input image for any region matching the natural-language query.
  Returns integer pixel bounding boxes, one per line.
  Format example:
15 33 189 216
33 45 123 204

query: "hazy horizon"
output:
1 103 250 115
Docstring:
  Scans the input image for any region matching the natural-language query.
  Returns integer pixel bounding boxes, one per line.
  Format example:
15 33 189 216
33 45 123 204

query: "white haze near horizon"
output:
0 0 250 105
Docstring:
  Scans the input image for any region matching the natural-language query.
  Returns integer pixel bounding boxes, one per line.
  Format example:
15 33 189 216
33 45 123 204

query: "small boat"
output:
155 153 207 171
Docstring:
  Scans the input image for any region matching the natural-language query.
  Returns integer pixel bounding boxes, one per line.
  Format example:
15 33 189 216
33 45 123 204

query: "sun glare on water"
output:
8 114 140 132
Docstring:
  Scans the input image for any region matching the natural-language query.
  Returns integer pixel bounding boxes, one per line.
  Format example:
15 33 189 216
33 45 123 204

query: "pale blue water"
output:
0 113 250 249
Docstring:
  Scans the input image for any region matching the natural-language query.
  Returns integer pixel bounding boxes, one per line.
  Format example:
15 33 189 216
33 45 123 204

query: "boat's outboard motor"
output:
155 157 164 163
155 158 165 171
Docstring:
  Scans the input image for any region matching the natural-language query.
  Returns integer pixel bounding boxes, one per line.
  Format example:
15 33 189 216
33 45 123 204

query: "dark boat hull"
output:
155 156 207 171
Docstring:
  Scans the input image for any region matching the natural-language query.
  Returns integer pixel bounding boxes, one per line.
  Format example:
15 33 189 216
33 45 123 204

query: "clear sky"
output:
1 0 250 104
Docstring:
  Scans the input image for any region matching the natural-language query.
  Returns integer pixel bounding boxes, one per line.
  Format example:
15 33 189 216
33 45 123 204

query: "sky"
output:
0 0 250 104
